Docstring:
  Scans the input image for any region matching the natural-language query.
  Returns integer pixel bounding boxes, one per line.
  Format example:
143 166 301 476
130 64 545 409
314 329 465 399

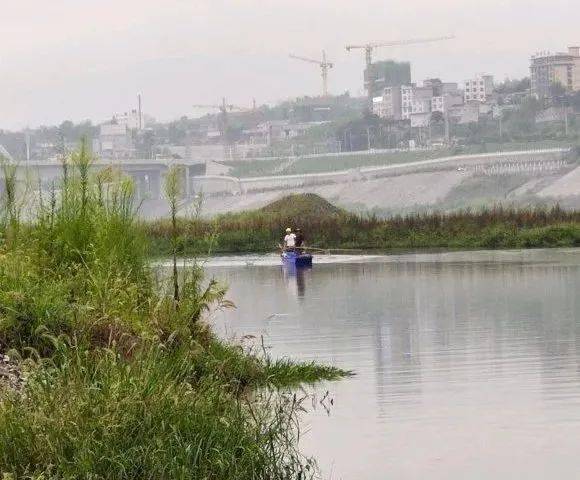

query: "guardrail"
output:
191 148 572 196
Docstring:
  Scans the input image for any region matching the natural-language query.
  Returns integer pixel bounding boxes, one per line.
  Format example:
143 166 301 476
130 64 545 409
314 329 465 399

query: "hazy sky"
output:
1 0 578 130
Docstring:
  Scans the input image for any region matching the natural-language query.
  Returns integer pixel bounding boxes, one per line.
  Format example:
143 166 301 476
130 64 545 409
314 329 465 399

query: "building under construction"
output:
365 60 411 98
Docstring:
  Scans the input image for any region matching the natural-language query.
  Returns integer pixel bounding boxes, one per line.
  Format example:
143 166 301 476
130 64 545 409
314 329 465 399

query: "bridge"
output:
4 158 204 201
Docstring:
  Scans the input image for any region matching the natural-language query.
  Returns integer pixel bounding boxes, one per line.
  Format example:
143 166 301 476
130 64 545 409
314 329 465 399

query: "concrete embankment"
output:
191 148 569 196
186 148 580 217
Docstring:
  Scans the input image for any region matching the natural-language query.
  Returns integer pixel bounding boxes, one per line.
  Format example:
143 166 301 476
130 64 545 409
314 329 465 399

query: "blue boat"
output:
281 251 313 268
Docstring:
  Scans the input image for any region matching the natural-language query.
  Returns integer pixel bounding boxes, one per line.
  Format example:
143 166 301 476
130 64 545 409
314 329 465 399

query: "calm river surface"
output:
204 249 580 479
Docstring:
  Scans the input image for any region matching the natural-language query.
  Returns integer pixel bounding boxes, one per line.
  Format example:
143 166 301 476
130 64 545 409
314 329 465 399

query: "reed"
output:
0 148 348 478
146 195 580 254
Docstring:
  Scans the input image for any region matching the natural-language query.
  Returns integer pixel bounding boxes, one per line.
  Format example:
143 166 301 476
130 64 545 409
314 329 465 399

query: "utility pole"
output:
138 93 143 130
366 127 372 151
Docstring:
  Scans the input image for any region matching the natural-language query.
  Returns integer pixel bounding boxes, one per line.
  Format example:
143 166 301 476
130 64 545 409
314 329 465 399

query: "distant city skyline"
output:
0 0 578 130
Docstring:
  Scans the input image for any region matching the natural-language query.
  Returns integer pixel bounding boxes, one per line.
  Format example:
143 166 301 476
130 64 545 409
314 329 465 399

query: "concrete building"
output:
464 75 494 103
450 102 480 124
423 79 459 97
530 46 580 98
364 60 411 98
373 79 464 121
372 86 402 120
401 85 434 120
442 82 460 95
114 110 142 131
96 123 135 159
92 108 145 159
431 93 463 114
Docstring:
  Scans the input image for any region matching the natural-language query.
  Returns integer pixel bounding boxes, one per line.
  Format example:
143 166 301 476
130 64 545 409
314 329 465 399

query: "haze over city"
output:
1 0 578 129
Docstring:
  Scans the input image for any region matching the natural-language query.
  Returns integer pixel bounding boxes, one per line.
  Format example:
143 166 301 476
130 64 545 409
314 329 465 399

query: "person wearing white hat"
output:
283 227 296 251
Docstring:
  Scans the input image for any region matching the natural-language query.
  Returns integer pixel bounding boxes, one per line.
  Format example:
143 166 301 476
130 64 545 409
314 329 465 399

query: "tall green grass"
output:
146 194 580 254
0 338 339 479
0 148 348 479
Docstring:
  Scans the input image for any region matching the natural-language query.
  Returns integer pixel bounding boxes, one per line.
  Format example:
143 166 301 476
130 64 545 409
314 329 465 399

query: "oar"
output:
300 246 365 254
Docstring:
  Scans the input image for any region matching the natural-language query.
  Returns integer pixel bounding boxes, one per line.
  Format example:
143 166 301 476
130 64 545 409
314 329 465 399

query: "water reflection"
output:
210 249 580 479
282 264 311 299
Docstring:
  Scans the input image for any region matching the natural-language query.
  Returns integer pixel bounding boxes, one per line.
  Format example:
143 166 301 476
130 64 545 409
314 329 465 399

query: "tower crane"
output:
289 50 334 97
345 35 455 103
193 98 254 146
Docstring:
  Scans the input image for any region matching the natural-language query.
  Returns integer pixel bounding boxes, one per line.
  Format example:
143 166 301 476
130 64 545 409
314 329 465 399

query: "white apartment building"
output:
372 96 387 118
431 96 445 113
372 86 402 120
401 85 433 120
96 123 135 159
113 110 142 131
373 81 466 121
464 75 494 103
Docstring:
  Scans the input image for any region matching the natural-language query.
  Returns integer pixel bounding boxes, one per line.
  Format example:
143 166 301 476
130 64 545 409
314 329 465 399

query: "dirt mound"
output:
260 193 345 217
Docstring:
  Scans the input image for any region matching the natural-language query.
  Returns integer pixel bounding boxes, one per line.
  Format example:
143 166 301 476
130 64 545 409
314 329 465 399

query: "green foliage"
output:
0 148 348 478
0 341 322 479
495 77 531 95
147 194 580 255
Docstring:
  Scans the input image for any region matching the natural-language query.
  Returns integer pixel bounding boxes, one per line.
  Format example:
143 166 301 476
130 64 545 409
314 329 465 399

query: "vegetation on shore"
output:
0 148 348 479
147 193 580 255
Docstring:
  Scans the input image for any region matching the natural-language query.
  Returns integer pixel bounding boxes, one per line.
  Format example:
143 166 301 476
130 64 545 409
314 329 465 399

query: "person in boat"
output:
283 227 296 252
294 228 305 253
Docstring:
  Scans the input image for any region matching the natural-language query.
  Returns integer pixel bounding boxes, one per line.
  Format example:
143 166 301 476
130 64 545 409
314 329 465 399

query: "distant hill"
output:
259 193 345 218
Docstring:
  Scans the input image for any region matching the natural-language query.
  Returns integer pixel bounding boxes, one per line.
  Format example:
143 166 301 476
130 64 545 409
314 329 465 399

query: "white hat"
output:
285 227 292 233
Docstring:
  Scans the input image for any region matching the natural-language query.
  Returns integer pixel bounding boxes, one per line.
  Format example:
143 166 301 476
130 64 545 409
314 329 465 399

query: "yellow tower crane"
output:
289 50 334 97
345 35 455 103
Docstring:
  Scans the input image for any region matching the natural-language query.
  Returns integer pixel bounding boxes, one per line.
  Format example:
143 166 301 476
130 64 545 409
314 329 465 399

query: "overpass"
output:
5 158 204 201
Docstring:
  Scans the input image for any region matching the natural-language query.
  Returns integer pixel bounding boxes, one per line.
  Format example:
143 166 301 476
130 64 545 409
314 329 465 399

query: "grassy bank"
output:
147 194 580 255
0 149 348 479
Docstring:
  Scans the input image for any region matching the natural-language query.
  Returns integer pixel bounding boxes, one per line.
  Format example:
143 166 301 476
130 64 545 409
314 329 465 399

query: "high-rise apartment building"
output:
530 46 580 98
365 60 412 98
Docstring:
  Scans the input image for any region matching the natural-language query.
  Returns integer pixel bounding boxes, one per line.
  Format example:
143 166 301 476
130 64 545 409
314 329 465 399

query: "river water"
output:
203 249 580 479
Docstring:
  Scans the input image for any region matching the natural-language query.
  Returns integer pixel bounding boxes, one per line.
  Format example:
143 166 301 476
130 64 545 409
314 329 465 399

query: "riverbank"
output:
224 140 574 178
146 193 580 255
0 150 348 478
